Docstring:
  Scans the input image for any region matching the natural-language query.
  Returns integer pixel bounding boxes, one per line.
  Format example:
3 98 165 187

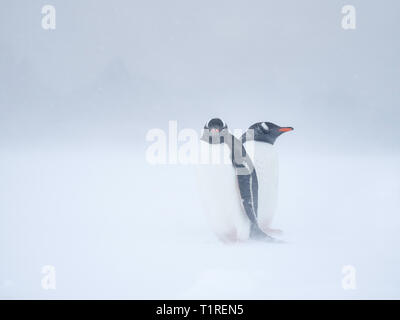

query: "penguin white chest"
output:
247 141 279 229
196 141 251 242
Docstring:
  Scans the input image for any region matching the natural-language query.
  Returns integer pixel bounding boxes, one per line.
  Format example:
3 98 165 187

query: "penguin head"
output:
245 122 293 145
204 118 227 133
203 118 228 144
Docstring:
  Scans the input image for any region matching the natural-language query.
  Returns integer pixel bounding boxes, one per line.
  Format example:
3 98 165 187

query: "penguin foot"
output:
263 228 283 237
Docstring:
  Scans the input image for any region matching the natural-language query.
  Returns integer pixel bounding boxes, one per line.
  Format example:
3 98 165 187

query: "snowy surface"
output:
1 147 399 299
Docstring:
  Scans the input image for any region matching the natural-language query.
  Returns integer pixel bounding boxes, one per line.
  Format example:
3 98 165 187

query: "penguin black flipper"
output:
236 172 257 223
235 162 274 241
229 135 275 241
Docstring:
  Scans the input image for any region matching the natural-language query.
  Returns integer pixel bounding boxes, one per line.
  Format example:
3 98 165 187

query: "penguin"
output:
197 118 272 242
241 122 294 236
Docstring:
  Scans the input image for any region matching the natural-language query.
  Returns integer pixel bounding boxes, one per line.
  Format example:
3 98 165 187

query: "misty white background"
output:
1 0 399 298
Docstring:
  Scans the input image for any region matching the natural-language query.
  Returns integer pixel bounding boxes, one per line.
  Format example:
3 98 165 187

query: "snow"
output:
1 146 399 299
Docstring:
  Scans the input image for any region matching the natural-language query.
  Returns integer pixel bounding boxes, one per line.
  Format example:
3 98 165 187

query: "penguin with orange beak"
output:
242 122 294 236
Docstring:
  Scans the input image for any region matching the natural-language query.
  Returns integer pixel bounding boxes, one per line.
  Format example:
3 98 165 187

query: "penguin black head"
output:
203 118 228 144
244 122 294 145
204 118 227 133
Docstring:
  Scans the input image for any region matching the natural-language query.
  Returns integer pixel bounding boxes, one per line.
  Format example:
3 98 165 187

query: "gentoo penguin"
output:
197 118 272 242
242 122 293 236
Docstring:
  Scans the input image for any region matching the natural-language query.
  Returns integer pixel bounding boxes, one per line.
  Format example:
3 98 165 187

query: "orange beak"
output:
279 127 294 132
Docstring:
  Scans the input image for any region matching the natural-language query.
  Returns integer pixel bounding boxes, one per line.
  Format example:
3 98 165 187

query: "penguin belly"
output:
245 141 279 232
196 141 251 242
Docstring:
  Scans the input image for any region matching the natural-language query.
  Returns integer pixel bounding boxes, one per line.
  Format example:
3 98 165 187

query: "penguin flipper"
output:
236 173 258 225
231 137 258 223
237 172 276 242
230 135 264 239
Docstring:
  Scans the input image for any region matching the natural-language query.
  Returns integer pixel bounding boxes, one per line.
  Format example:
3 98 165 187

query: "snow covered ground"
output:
1 146 399 299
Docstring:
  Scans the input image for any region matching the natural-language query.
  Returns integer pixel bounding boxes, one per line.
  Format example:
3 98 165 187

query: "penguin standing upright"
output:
242 122 293 235
197 118 270 242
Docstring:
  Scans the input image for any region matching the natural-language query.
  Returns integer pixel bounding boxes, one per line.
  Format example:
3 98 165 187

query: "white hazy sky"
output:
0 0 399 154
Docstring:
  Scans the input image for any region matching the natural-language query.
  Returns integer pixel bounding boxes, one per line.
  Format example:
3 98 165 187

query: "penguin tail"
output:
250 223 273 240
262 227 284 237
250 224 284 243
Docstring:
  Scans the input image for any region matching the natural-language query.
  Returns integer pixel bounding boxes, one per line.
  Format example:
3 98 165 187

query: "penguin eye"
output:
261 123 269 131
